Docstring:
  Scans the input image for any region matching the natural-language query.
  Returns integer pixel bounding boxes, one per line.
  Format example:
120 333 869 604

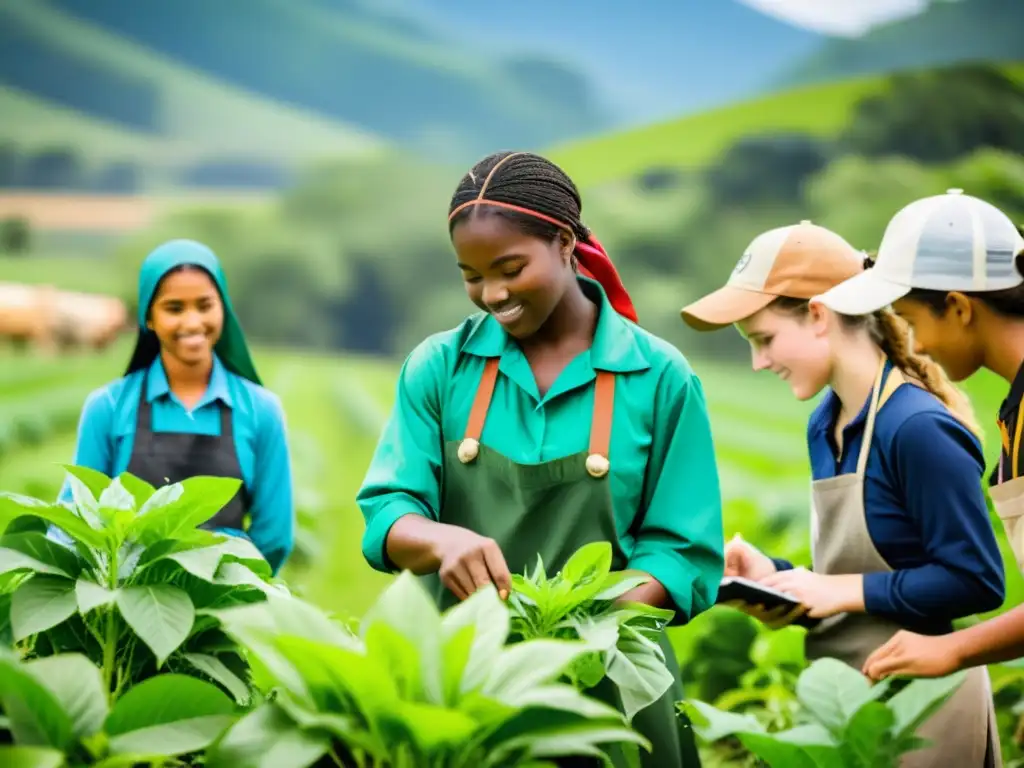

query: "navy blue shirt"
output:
774 363 1005 630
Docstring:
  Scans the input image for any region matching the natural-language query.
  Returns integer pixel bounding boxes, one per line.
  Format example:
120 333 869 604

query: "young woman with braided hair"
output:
681 218 1004 767
357 151 725 766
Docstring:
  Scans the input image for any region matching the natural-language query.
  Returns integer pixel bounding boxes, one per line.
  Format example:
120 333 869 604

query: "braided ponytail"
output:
870 308 984 439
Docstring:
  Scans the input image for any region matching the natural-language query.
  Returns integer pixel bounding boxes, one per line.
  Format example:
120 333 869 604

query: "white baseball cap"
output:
814 189 1024 316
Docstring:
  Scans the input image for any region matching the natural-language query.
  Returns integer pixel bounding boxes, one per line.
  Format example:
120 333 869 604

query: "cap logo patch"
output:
732 251 752 276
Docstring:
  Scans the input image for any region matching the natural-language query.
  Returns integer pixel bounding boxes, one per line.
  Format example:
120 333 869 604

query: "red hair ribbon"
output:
448 198 639 323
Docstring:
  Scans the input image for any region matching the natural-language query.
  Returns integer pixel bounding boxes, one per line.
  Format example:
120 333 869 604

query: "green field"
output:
549 61 1024 189
2 336 1020 623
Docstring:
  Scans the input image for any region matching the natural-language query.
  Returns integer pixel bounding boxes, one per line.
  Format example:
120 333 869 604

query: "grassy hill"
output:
549 61 1024 189
0 0 383 171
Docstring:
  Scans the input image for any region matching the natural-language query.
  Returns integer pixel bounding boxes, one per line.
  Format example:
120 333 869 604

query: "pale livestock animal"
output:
0 282 131 352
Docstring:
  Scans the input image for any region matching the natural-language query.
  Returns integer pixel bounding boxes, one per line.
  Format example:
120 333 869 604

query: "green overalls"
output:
421 357 701 767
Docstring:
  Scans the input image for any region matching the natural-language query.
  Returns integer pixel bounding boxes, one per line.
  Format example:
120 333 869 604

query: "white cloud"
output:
738 0 931 37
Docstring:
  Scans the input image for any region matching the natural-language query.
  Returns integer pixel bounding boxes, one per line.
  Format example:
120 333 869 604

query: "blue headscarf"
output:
124 239 261 386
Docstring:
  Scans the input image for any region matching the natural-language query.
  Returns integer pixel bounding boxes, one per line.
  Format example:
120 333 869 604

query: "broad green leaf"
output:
128 477 242 543
11 575 77 641
214 561 279 595
0 746 66 768
0 547 71 580
107 714 237 757
486 721 651 766
167 546 227 582
752 626 806 670
58 471 104 530
105 675 234 747
361 570 443 701
0 498 108 551
206 703 330 768
60 465 112 500
602 624 674 721
136 484 184 518
560 542 613 586
274 635 399 714
274 693 383 756
0 532 81 579
441 584 511 694
508 683 626 721
24 654 108 740
887 671 967 740
97 479 136 514
796 658 873 735
440 622 475 704
390 700 479 752
362 622 424 701
738 731 840 768
183 652 251 705
0 650 74 750
682 699 766 742
484 638 591 701
593 571 651 602
117 473 157 508
75 579 116 615
842 700 897 767
116 585 194 665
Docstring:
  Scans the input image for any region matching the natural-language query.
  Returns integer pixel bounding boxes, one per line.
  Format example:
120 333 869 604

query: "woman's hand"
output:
862 630 962 682
435 526 512 601
724 533 777 581
760 568 864 619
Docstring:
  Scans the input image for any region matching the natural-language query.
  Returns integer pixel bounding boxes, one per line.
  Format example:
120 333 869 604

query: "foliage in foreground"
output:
683 657 966 767
208 571 651 768
0 466 280 701
507 541 676 721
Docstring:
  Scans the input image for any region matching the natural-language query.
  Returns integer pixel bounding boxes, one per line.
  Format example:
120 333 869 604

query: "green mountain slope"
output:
780 0 1024 88
0 0 384 166
550 61 1024 190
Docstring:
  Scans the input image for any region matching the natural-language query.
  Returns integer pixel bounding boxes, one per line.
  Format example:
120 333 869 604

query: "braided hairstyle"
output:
447 151 639 322
448 151 589 244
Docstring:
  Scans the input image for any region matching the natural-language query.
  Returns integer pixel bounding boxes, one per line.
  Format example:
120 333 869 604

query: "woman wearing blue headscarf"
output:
56 239 295 574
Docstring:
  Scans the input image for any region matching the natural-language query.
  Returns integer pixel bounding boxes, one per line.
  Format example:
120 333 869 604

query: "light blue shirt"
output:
55 355 295 574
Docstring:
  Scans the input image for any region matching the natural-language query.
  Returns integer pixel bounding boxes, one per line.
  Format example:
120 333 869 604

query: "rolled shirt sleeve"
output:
629 358 725 624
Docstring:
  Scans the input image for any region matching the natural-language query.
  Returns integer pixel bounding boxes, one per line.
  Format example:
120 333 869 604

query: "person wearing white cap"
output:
681 218 1004 767
819 190 1024 689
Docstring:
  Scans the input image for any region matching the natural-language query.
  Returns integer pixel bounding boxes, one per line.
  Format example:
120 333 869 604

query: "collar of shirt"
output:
809 358 897 456
998 359 1024 426
459 275 650 402
145 354 233 410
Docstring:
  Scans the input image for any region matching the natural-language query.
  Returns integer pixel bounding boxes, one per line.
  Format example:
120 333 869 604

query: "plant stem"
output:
102 545 120 702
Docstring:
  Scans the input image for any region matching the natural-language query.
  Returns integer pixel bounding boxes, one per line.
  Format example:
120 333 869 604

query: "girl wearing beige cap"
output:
681 219 1004 767
811 190 1024 694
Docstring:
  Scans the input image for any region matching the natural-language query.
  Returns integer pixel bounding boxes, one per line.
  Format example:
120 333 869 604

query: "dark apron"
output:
422 357 701 767
126 370 251 531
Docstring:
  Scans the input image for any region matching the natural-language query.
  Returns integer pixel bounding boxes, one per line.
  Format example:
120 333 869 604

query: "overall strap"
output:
456 357 617 477
855 359 905 476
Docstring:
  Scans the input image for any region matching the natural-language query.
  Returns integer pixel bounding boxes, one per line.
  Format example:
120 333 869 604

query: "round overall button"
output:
586 453 610 478
457 438 480 464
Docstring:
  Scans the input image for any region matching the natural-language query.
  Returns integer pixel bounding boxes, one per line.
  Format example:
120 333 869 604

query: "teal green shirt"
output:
357 278 725 621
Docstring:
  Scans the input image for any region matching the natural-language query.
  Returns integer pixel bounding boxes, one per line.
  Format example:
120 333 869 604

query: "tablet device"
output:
716 576 822 629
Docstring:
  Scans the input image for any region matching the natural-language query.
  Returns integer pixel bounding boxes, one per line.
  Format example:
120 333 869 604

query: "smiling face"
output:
736 302 834 400
451 212 576 339
147 266 224 368
891 294 984 382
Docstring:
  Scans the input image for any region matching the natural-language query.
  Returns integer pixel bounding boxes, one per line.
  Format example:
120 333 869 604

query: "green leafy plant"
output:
506 541 676 722
712 626 804 731
0 647 240 766
680 657 967 767
0 465 283 703
207 570 651 768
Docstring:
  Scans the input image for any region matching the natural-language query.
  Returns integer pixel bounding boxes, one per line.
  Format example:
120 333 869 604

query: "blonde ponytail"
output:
871 308 984 440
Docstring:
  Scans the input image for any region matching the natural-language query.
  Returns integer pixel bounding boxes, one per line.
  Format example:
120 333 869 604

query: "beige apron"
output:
805 359 1001 768
988 397 1024 573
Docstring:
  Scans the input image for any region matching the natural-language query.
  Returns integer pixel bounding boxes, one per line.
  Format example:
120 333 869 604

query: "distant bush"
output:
840 63 1024 163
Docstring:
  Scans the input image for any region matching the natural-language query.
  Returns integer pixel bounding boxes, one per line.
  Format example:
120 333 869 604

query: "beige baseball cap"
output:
681 220 866 331
814 188 1024 316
